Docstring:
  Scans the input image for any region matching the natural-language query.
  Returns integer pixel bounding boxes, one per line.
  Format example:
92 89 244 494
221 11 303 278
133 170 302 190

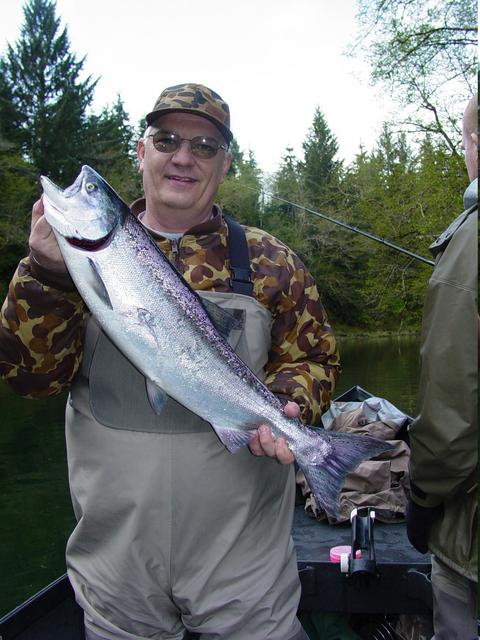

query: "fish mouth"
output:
40 171 83 211
65 227 115 251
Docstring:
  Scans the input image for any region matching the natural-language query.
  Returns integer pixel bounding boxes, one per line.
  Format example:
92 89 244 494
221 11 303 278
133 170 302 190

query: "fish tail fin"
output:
296 428 392 518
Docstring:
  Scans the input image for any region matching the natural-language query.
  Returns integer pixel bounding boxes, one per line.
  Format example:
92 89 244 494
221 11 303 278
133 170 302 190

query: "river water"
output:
0 334 421 616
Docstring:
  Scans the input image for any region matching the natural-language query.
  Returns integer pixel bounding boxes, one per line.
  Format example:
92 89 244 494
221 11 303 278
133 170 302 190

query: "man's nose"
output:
171 140 195 164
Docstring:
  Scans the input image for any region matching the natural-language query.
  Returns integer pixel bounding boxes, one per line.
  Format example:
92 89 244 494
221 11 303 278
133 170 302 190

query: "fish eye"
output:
85 182 97 193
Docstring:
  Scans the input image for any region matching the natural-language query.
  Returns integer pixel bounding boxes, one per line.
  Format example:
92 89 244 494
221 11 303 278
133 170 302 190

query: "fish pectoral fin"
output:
146 379 168 415
211 423 256 453
202 300 244 341
87 258 113 310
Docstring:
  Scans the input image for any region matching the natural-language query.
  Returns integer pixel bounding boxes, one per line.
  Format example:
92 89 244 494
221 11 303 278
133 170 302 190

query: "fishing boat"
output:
0 386 432 640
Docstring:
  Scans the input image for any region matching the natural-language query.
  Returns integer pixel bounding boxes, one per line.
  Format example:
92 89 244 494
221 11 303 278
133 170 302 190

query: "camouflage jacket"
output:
0 203 340 425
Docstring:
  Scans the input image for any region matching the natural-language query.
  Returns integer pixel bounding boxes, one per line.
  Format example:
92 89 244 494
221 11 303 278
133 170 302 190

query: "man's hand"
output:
406 499 443 554
248 401 299 464
29 197 67 274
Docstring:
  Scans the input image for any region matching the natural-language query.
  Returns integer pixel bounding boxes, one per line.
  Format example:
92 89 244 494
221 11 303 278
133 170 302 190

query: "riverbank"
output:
333 324 421 339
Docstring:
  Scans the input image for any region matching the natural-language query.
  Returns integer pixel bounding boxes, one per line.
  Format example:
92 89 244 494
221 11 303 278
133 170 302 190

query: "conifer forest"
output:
0 0 476 330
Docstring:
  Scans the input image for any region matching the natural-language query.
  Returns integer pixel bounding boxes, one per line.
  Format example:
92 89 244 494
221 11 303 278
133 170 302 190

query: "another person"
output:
406 93 478 640
0 83 340 640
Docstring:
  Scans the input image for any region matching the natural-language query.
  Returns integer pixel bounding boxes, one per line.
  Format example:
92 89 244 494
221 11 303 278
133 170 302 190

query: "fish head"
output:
41 165 127 249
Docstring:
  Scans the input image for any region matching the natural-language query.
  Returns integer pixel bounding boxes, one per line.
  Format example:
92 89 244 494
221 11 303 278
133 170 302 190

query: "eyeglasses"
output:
147 129 228 159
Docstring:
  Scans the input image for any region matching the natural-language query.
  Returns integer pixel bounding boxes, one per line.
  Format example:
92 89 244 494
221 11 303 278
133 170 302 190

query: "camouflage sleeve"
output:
248 229 340 426
0 257 87 398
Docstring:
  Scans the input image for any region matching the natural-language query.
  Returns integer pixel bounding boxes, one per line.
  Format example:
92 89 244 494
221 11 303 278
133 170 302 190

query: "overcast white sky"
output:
0 0 396 175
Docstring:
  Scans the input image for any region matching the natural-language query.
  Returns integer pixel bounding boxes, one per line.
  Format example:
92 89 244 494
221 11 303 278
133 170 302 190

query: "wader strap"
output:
429 203 477 257
224 213 254 296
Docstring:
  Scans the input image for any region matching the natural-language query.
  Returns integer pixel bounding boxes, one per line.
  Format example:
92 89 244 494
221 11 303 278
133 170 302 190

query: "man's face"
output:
137 112 231 231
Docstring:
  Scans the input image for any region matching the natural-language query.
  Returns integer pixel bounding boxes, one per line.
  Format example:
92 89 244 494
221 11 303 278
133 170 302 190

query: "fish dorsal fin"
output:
146 379 168 415
202 299 244 341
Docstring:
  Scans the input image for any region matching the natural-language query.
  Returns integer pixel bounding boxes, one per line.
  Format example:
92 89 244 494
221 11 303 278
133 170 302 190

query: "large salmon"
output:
41 165 390 516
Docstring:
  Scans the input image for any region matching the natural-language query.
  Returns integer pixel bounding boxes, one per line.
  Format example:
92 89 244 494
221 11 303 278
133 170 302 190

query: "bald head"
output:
462 93 478 182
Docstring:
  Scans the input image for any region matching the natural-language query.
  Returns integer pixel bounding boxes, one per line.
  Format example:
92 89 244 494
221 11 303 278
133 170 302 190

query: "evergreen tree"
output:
218 147 263 227
274 147 303 201
267 147 303 224
0 133 38 298
262 146 312 260
0 71 19 144
341 130 420 327
83 96 142 203
415 136 468 236
338 127 469 329
301 107 342 209
0 0 97 183
226 136 243 177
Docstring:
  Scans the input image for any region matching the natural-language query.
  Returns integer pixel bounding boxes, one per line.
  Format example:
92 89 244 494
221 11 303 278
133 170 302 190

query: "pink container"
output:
329 545 361 563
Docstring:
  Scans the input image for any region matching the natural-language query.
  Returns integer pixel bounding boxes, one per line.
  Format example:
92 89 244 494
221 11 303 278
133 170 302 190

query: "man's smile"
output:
167 175 197 183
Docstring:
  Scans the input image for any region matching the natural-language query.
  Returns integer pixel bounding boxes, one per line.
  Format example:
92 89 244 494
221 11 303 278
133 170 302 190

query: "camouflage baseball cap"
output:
146 83 232 144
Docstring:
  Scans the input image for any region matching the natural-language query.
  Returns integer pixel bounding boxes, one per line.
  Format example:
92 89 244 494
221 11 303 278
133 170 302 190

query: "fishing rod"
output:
252 187 435 267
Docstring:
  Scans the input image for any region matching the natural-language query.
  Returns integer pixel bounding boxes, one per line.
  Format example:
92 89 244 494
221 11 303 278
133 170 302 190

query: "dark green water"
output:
335 334 421 416
0 388 73 615
0 335 421 616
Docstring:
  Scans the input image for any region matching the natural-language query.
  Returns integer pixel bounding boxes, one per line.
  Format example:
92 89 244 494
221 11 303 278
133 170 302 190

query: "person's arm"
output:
263 249 340 426
247 230 340 463
0 199 87 397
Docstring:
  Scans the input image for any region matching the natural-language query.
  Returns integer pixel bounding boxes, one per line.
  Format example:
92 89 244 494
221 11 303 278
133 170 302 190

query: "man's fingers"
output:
31 198 55 244
32 215 55 242
248 426 294 464
248 431 263 456
248 426 276 457
31 197 45 230
29 197 67 273
261 430 294 464
275 438 295 464
284 401 300 418
258 425 276 457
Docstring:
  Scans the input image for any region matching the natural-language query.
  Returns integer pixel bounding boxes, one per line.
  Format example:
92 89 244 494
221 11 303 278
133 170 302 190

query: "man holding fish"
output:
0 84 387 640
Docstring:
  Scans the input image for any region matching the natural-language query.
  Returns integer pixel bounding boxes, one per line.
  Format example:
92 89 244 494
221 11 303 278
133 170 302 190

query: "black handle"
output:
348 506 378 580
